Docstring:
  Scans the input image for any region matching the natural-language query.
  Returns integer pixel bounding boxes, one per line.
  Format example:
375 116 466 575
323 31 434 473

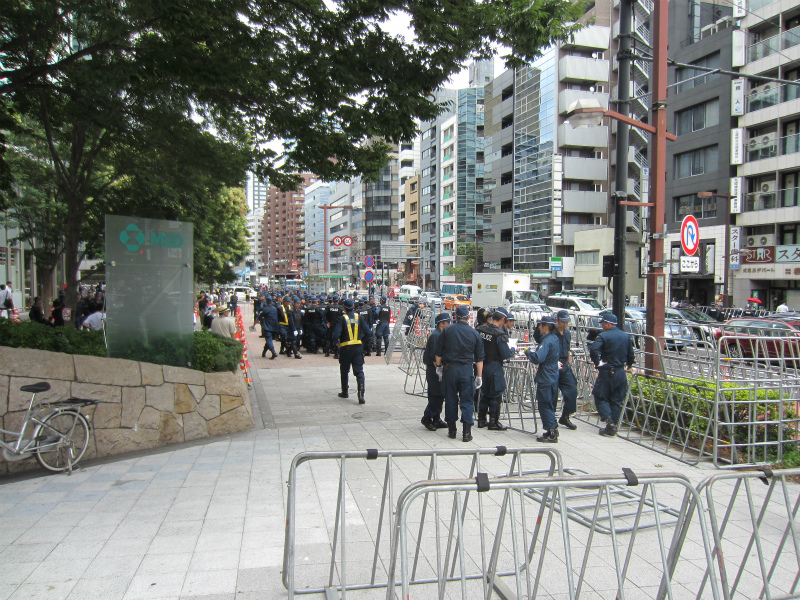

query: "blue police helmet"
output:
556 310 571 322
333 295 340 301
264 296 273 304
455 305 470 319
435 312 452 325
539 314 557 326
282 296 291 303
343 298 354 309
601 313 618 325
380 295 387 302
493 307 511 320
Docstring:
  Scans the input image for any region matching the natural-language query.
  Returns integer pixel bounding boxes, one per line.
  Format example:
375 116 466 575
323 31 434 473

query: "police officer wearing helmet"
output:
476 307 515 430
524 314 560 443
374 296 392 356
356 299 374 356
331 298 372 403
420 312 451 431
326 295 343 358
589 313 635 437
434 304 484 442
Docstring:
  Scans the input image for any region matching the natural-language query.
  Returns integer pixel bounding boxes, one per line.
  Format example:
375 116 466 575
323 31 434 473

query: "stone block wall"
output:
0 347 254 476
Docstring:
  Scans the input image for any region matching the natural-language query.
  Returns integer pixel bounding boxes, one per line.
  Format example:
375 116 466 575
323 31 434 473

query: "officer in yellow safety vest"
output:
331 298 372 404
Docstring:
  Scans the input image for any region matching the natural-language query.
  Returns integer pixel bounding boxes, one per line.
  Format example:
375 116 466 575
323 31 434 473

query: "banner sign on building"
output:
731 79 745 115
549 257 563 271
732 30 747 67
741 246 775 264
776 245 800 262
729 226 741 270
732 0 746 17
553 154 563 245
731 129 745 165
680 256 700 273
730 177 743 214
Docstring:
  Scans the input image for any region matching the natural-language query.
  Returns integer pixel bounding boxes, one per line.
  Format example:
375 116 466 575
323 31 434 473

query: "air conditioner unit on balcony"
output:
746 234 775 247
760 132 777 148
760 180 777 194
592 52 605 59
751 82 774 97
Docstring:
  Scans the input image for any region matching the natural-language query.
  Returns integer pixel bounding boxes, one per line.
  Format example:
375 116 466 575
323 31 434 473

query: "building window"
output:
575 251 599 266
421 146 436 160
674 193 717 220
422 126 436 141
422 205 431 214
674 146 718 179
675 52 720 93
675 99 719 135
409 202 417 213
410 220 418 232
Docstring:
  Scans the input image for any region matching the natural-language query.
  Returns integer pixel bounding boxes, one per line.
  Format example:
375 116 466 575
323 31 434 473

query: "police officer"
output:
475 306 492 329
303 296 326 354
374 296 392 356
402 301 417 335
288 297 304 359
525 314 560 443
589 313 635 437
277 296 291 355
435 305 484 442
331 298 371 403
356 298 374 356
421 312 451 431
535 310 580 430
259 296 279 359
476 308 515 430
326 295 343 358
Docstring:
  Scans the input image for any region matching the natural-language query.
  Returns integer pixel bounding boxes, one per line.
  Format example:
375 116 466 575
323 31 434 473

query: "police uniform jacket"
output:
303 306 323 327
422 327 442 368
589 326 635 370
435 321 485 365
277 305 290 331
259 304 279 334
326 304 343 327
331 311 372 347
477 323 514 396
525 332 559 385
356 306 374 335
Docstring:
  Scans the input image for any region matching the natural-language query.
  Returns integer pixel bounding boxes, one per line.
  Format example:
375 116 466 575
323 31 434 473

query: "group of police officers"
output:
252 288 635 439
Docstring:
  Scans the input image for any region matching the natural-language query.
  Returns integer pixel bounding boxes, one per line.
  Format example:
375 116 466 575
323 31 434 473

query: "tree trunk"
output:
36 261 56 305
63 202 84 315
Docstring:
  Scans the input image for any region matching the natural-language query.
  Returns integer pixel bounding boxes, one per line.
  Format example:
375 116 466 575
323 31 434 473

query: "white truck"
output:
471 273 541 310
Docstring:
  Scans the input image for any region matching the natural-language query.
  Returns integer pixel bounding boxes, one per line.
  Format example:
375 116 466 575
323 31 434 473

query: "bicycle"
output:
1 381 98 474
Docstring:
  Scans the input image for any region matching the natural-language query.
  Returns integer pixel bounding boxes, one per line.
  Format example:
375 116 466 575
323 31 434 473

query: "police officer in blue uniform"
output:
356 298 374 356
476 308 515 430
555 310 579 430
326 296 343 358
259 296 279 359
435 305 484 442
421 312 451 431
331 298 371 404
589 313 635 437
374 296 392 357
525 314 561 443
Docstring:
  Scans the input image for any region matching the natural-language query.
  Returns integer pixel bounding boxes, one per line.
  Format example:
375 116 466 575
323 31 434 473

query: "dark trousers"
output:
478 361 506 415
442 363 475 425
424 367 445 419
592 369 628 424
536 382 558 430
559 365 578 416
262 331 276 355
339 346 365 392
375 324 390 354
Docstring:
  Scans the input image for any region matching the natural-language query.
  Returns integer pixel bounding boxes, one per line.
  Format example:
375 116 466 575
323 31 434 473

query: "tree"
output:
451 243 483 282
1 0 587 304
192 187 249 288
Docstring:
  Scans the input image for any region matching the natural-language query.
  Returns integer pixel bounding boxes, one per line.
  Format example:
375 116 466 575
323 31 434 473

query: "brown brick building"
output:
261 174 316 280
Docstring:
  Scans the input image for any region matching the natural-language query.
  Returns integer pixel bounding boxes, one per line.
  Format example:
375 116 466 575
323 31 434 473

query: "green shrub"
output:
0 321 242 373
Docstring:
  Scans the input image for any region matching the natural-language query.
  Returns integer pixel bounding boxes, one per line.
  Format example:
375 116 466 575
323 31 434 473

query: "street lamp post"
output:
698 191 734 307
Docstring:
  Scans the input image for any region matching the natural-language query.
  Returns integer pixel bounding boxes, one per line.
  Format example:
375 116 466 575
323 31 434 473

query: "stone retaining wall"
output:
1 347 254 476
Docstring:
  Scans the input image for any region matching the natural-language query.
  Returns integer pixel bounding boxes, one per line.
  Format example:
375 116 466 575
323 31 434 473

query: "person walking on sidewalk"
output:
435 304 484 442
332 298 371 404
525 314 560 443
420 312 451 432
374 296 392 357
554 310 579 430
476 308 515 431
259 297 279 359
589 313 635 437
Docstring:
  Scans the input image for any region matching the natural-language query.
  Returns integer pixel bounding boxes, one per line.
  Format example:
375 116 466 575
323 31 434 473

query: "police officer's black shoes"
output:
434 418 448 429
338 389 348 399
477 410 488 428
536 429 559 443
357 385 365 404
462 424 473 443
421 416 437 432
558 414 578 430
487 413 508 431
270 351 277 360
447 422 457 439
599 422 618 437
262 347 267 357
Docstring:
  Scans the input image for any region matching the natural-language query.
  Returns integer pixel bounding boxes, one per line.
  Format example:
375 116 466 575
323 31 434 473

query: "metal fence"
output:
282 446 562 600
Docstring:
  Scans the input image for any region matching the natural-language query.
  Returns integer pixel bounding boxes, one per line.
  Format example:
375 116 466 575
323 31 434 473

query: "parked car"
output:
545 294 604 317
665 307 720 341
386 286 401 299
399 285 422 302
419 291 443 307
229 286 256 302
443 294 471 310
715 316 800 364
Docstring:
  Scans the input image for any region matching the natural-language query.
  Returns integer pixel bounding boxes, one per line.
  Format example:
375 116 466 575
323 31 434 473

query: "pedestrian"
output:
0 283 13 319
434 304 484 442
589 313 635 437
476 308 515 431
50 298 65 327
331 298 371 403
210 306 237 339
524 314 560 443
536 310 579 431
374 296 392 357
259 296 279 359
777 300 790 313
28 296 49 325
81 304 105 331
420 312 451 431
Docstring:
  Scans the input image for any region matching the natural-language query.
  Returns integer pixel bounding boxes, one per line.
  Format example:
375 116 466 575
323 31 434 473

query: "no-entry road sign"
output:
680 215 700 256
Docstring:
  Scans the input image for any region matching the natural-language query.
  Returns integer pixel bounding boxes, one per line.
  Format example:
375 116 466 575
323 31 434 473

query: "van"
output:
545 294 604 317
399 285 422 302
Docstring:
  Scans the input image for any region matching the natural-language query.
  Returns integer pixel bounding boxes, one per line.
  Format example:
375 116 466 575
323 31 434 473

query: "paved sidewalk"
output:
0 309 746 600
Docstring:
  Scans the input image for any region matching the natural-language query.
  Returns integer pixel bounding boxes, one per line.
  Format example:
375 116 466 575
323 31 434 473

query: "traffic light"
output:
602 255 615 278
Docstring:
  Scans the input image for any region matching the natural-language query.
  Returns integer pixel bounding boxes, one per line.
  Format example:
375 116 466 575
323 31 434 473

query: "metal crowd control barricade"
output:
282 447 562 600
398 309 433 396
500 357 539 435
387 469 722 600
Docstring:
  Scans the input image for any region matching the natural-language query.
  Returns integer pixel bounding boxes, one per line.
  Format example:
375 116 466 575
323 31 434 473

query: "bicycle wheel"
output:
35 410 90 472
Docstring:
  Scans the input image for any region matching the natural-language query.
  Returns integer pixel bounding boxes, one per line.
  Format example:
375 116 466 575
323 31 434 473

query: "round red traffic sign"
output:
343 236 353 247
680 215 700 256
364 270 375 283
364 255 375 268
332 236 343 246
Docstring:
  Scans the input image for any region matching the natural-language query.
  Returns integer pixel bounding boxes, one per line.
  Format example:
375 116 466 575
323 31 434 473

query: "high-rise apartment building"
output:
303 180 331 275
260 174 316 280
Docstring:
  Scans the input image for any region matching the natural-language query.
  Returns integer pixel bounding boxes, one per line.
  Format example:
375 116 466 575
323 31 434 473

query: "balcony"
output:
745 188 800 212
558 123 609 148
748 25 800 62
745 132 800 162
558 55 610 83
562 190 607 213
746 81 800 113
559 25 611 50
562 223 605 245
613 17 651 47
563 157 608 181
558 89 609 115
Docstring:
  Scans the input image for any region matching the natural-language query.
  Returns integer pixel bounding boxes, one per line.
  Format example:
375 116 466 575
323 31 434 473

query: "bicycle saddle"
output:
20 382 51 393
